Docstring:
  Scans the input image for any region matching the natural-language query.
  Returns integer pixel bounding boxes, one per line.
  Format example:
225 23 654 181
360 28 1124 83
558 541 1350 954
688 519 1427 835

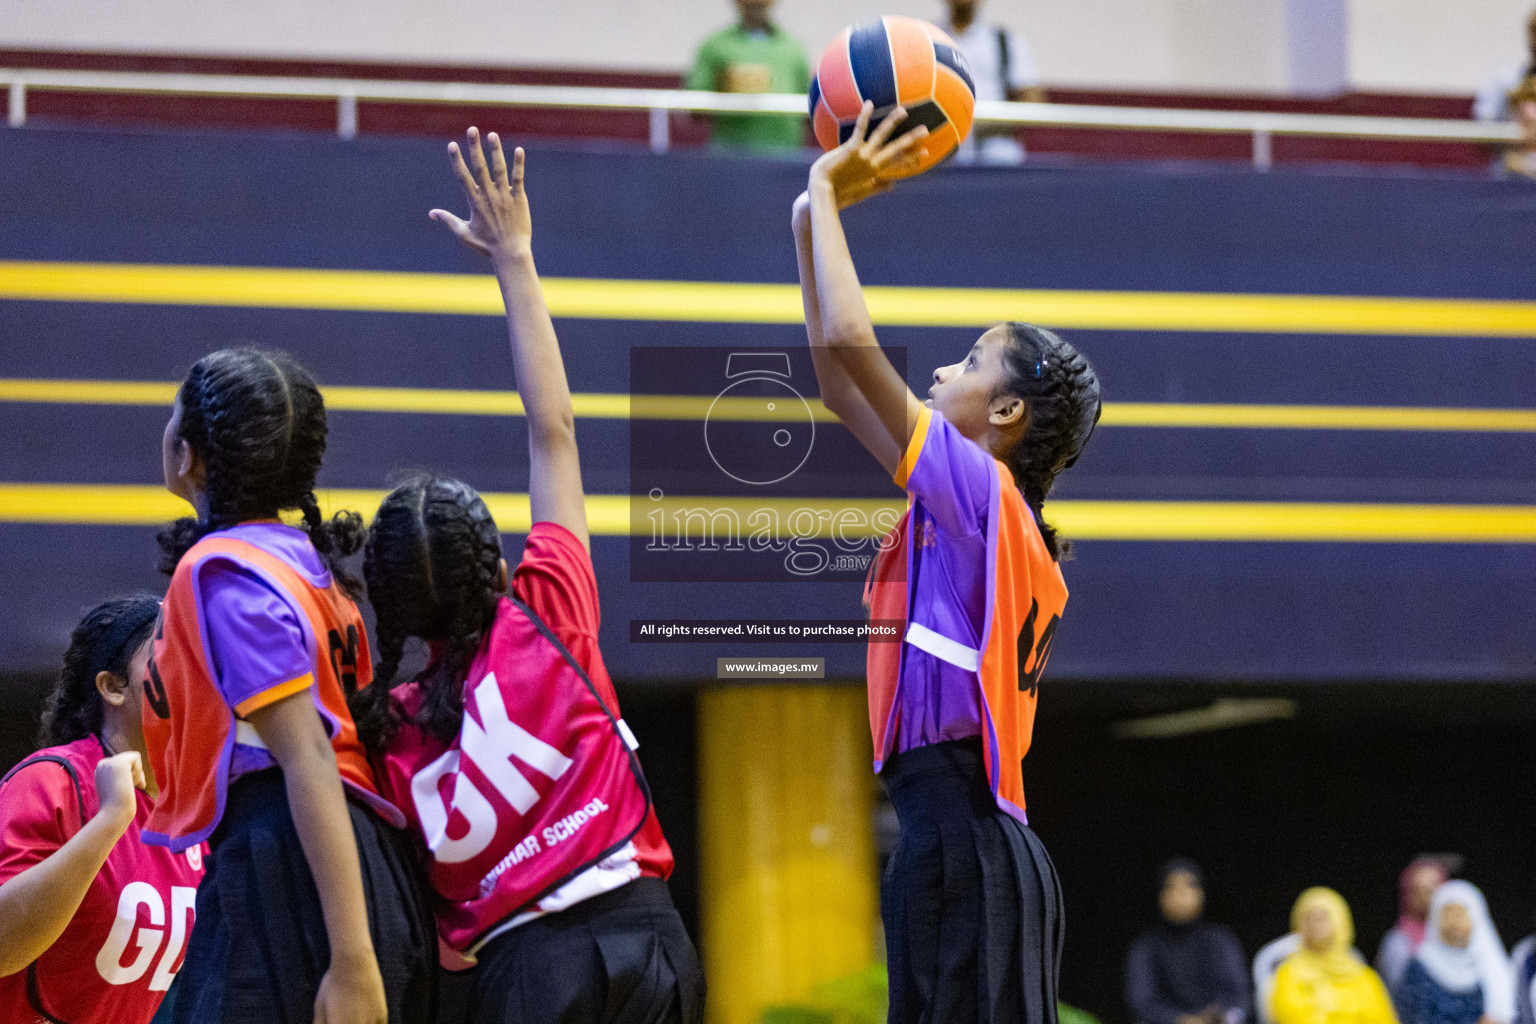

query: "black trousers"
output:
881 738 1066 1024
439 877 704 1024
171 769 436 1024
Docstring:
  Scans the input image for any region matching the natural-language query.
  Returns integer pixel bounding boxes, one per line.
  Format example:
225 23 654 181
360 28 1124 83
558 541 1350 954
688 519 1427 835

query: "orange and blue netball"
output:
809 15 977 178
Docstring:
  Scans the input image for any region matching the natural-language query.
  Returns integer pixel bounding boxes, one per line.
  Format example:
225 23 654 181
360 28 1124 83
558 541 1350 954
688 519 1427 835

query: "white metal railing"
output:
1 68 1520 170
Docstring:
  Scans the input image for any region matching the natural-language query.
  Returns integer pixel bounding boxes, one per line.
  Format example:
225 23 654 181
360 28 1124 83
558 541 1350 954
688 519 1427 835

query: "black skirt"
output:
439 877 704 1024
880 738 1065 1024
170 769 436 1024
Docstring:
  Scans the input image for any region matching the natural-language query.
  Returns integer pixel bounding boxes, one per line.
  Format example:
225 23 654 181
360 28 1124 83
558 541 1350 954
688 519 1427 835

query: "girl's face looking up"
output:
928 325 1025 447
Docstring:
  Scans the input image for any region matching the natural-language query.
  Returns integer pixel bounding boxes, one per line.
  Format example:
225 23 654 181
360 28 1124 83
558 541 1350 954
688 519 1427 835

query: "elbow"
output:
820 389 853 422
0 909 34 978
824 320 874 350
808 369 853 418
530 412 578 453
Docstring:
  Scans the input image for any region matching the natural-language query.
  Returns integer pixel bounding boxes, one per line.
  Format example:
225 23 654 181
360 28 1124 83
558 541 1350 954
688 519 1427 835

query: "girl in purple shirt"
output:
151 349 433 1024
793 104 1102 1024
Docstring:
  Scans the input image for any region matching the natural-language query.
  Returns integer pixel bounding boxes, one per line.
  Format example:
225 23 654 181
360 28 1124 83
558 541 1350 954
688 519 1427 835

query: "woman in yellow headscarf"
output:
1272 888 1399 1024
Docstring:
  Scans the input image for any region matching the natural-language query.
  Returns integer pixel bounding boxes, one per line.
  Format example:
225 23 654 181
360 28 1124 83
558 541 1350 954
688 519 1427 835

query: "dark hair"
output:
156 348 364 593
1160 857 1205 890
994 322 1102 561
39 595 161 747
351 473 503 752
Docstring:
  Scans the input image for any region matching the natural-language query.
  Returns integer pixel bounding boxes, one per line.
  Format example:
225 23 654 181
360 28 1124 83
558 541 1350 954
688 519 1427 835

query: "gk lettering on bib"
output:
379 597 651 951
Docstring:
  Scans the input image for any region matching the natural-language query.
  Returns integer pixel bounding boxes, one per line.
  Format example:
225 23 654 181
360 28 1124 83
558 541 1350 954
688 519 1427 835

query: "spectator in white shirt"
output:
939 0 1046 164
1474 7 1536 122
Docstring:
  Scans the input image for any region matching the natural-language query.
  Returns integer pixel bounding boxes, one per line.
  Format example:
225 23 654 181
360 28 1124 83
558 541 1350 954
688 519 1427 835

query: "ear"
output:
495 558 509 594
177 439 207 490
96 669 129 708
989 394 1027 430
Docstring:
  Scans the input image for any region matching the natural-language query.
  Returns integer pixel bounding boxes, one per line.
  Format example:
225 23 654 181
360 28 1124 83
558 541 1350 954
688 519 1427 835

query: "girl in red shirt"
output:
349 129 702 1024
0 595 204 1024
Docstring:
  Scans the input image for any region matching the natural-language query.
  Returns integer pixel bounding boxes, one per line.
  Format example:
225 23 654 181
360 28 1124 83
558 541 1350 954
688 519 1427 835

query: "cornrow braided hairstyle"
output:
353 473 504 752
156 348 365 594
39 595 161 747
995 322 1103 561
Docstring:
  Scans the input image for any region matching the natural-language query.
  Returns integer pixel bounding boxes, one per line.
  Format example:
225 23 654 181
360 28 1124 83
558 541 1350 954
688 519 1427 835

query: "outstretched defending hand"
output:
430 127 531 263
808 101 929 209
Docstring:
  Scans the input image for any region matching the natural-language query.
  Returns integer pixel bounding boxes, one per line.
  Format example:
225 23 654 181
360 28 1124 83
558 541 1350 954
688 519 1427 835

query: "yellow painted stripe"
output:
4 378 1536 433
2 484 1534 543
3 260 1536 337
1061 501 1536 543
0 378 841 422
0 379 180 406
1099 402 1536 433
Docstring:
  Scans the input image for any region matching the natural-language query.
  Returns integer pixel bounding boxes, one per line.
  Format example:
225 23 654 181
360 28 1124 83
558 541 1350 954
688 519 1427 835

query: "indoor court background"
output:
2 1 1535 1021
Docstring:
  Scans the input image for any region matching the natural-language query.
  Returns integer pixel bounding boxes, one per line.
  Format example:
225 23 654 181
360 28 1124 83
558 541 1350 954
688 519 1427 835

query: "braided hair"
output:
156 348 364 593
352 473 504 752
994 322 1102 561
39 595 161 747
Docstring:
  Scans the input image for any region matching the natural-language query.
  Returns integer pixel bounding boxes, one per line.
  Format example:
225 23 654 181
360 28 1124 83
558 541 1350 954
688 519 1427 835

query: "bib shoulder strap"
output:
505 593 650 788
26 962 69 1024
186 535 295 582
2 753 87 822
462 598 656 946
506 597 616 722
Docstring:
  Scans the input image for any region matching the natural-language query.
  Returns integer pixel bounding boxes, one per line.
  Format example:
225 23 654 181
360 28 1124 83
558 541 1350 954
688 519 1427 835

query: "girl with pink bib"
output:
350 129 702 1024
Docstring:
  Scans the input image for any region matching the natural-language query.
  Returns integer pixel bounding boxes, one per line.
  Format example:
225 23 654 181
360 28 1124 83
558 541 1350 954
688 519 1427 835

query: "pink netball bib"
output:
378 597 651 951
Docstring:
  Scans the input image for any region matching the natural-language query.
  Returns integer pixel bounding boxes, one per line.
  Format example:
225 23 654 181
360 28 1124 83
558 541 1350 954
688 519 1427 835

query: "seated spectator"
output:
1257 935 1305 1024
938 0 1044 165
1502 75 1536 180
1271 888 1397 1024
1259 937 1373 1024
1378 859 1452 997
685 0 810 153
1126 859 1250 1024
1399 881 1514 1024
1474 7 1536 122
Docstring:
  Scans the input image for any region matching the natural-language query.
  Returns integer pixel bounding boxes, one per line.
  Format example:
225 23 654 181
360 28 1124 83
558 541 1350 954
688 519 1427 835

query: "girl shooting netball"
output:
793 101 1102 1024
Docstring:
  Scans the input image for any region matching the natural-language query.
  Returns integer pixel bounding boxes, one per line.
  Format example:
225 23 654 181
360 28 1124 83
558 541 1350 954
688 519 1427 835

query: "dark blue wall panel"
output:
1 126 1532 681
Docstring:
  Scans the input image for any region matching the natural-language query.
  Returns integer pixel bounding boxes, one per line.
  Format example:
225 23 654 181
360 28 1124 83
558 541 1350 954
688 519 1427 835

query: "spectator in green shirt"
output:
685 0 811 153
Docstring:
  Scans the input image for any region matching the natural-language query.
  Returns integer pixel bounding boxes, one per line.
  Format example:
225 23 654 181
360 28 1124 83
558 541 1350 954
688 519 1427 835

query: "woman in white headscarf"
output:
1398 881 1515 1024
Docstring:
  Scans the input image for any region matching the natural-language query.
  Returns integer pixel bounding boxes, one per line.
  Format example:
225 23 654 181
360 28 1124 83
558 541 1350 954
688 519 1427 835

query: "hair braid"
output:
156 348 364 590
996 322 1103 561
356 473 504 751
